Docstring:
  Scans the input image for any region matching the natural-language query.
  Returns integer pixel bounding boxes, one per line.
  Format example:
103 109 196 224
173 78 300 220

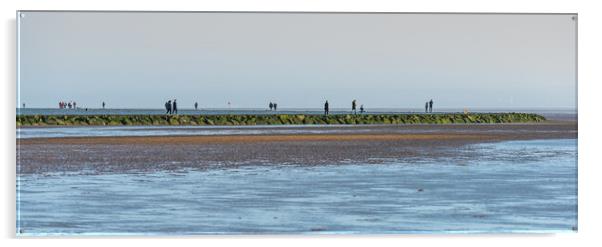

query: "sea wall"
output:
16 113 546 126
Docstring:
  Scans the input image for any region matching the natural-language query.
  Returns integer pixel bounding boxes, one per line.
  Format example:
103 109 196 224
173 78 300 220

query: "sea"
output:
16 139 577 235
15 108 577 235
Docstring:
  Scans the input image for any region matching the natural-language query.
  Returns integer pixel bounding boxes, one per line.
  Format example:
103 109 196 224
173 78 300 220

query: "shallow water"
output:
16 125 443 139
16 139 577 235
17 123 576 139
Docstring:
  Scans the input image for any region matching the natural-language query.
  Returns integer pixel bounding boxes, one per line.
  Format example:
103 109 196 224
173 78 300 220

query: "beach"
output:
16 120 578 234
16 119 578 234
17 121 576 174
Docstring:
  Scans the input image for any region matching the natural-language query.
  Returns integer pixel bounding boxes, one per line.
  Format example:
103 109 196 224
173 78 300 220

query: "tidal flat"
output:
16 121 577 235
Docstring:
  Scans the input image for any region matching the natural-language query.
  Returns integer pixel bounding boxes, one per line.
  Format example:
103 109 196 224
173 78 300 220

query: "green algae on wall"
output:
16 113 546 127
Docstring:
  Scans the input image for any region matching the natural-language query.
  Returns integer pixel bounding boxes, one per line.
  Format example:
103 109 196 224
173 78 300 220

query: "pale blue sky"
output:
18 12 577 109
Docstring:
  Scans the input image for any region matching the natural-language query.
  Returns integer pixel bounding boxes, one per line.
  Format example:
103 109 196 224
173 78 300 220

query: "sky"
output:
17 12 577 109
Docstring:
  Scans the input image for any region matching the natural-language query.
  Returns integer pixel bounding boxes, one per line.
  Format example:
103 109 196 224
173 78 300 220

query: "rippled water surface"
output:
16 124 576 139
17 139 577 235
17 125 386 139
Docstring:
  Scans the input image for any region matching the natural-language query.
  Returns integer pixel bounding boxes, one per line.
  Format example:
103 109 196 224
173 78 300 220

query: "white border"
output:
2 0 601 246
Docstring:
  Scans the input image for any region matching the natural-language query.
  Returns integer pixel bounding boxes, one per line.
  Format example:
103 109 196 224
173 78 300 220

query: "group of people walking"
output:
323 99 433 115
157 99 433 115
57 101 105 110
165 100 200 113
58 101 77 109
165 99 178 114
324 100 365 115
425 99 434 113
350 99 365 115
55 97 435 114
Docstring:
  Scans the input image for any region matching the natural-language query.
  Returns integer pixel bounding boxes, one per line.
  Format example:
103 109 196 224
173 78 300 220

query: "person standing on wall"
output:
165 100 172 114
352 100 357 115
429 99 434 113
172 99 178 114
324 100 329 115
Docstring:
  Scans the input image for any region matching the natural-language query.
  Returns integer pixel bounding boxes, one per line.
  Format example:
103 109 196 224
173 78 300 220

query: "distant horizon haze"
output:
17 12 577 110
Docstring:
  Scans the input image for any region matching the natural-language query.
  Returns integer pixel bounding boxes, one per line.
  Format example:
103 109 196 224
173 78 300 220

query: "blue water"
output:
16 125 383 139
15 124 577 139
16 125 465 139
16 139 577 235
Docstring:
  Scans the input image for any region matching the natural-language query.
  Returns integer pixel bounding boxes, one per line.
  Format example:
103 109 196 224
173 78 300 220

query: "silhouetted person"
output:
360 105 364 114
172 99 178 114
166 100 172 114
22 103 25 108
73 102 77 109
195 102 198 110
102 101 106 109
352 100 357 114
68 102 72 109
429 99 434 113
274 103 277 111
324 100 329 115
425 102 429 113
269 102 273 111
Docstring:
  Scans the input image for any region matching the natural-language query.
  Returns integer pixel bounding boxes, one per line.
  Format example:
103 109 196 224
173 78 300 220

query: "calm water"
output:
15 124 575 139
16 139 577 235
17 125 384 139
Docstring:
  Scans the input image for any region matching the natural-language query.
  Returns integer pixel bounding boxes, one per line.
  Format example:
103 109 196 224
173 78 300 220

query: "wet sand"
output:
17 122 576 174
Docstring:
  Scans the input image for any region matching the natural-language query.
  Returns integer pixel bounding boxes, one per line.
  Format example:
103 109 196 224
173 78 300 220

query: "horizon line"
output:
16 106 577 110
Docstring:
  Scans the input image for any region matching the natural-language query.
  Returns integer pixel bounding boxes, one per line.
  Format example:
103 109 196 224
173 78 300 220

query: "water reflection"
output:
17 139 577 235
